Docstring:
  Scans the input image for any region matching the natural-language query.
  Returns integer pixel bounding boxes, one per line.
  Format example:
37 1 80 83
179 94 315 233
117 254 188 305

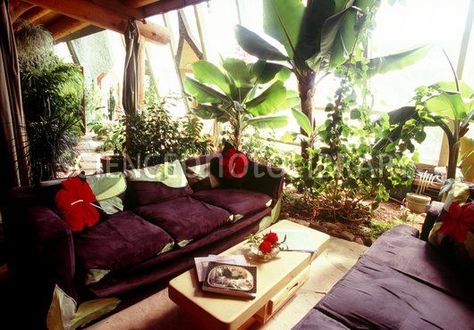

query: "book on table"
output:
202 262 257 299
194 254 248 282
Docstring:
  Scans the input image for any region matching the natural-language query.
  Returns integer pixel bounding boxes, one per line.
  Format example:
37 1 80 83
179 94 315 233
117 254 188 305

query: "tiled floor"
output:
88 237 366 330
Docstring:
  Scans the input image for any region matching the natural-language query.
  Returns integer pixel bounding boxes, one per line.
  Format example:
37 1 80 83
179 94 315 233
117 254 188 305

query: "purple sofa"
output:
3 154 284 327
294 203 474 330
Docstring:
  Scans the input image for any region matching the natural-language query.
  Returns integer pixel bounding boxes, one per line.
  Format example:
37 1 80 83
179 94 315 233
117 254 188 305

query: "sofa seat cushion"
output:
364 224 474 302
134 196 231 245
313 257 474 330
192 189 272 219
75 211 173 277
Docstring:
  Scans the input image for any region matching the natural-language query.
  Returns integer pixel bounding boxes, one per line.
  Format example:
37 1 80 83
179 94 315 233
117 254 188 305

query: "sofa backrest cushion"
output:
125 181 193 208
124 160 192 207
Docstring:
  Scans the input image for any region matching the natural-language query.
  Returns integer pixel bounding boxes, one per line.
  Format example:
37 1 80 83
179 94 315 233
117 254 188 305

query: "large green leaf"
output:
251 60 291 84
191 61 231 95
263 0 305 58
327 6 357 68
295 0 339 62
283 90 300 109
292 108 313 135
222 58 252 88
235 25 288 61
184 77 230 105
247 114 289 129
425 91 467 120
435 81 474 98
245 81 287 116
367 46 430 78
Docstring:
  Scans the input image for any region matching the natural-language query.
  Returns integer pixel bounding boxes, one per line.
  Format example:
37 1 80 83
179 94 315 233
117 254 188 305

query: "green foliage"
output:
236 0 429 155
362 219 396 239
127 104 213 167
413 76 474 179
90 121 125 154
17 23 83 182
185 58 296 148
240 133 288 167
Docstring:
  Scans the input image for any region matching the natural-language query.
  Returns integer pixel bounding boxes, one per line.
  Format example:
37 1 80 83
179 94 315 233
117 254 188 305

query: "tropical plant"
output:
16 23 83 182
127 105 213 167
235 0 429 156
184 58 297 148
414 79 474 179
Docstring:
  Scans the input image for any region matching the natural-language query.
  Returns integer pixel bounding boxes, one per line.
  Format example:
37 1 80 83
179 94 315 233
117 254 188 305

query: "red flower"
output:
258 240 273 254
264 232 278 245
438 202 474 243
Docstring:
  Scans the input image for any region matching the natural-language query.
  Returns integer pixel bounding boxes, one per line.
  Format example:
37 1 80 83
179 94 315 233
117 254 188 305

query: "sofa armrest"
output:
24 207 77 296
420 201 444 241
243 162 285 201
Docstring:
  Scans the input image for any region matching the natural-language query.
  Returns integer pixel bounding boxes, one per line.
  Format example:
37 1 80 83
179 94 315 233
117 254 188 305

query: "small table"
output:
168 220 330 330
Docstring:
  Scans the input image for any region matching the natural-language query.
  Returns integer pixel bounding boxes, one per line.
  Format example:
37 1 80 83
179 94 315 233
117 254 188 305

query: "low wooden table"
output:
168 220 330 330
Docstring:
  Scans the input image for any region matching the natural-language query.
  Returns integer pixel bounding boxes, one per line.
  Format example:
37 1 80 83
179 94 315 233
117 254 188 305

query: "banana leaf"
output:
367 46 430 78
234 25 288 61
222 58 253 88
263 0 305 58
246 81 287 116
292 108 313 135
191 60 231 94
247 114 289 129
184 77 231 105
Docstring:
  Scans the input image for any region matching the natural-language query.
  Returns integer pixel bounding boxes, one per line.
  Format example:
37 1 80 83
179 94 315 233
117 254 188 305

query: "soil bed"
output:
281 190 425 246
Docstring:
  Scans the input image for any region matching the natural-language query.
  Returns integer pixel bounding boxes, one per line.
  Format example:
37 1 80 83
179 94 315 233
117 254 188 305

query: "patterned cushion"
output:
429 200 474 271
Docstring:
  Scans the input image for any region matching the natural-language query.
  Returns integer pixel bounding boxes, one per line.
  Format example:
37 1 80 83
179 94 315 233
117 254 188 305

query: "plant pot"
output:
100 155 124 173
405 193 431 214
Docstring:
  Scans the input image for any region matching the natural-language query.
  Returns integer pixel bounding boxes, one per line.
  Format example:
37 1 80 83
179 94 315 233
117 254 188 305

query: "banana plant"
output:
417 80 474 179
235 0 429 156
184 58 297 148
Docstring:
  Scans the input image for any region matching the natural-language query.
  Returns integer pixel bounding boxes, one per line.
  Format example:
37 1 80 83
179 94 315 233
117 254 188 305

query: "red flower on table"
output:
439 202 474 243
258 240 273 254
263 232 278 245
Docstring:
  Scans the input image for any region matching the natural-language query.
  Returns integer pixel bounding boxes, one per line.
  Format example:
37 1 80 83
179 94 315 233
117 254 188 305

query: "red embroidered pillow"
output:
55 177 100 232
221 147 249 179
429 201 474 269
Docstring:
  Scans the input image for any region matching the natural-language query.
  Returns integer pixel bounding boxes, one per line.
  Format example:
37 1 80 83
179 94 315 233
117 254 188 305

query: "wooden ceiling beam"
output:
143 0 207 17
23 0 170 44
48 17 90 41
21 7 51 24
89 0 145 19
8 0 34 21
121 0 157 9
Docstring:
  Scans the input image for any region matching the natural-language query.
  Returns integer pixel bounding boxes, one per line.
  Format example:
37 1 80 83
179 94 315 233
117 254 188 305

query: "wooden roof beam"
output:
21 7 51 24
143 0 208 17
48 17 90 41
23 0 170 44
9 0 34 21
121 0 157 8
89 0 146 19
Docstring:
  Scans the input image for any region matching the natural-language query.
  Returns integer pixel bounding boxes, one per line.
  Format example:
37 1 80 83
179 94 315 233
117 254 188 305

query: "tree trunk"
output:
447 140 459 179
298 68 316 159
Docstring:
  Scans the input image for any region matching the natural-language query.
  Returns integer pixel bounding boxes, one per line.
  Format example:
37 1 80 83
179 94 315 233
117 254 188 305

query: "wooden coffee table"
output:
168 220 330 330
